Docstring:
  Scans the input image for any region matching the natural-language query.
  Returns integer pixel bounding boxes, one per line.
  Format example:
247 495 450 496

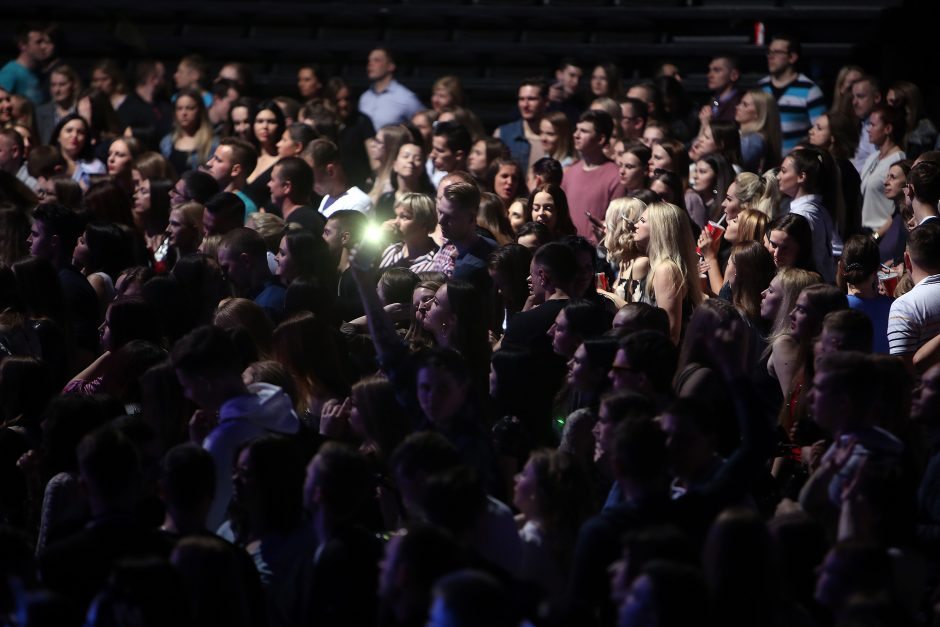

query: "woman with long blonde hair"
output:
632 202 703 344
735 90 782 172
604 196 648 302
159 87 217 174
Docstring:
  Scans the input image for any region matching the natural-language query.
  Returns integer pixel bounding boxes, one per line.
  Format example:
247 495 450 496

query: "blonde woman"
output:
159 87 217 173
539 110 574 167
724 171 780 220
632 202 704 344
604 196 648 302
735 90 782 173
380 192 440 272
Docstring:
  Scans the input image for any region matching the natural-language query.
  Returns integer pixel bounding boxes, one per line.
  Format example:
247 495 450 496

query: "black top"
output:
58 266 100 351
338 112 376 192
117 94 173 151
244 165 274 212
285 205 326 235
501 298 568 355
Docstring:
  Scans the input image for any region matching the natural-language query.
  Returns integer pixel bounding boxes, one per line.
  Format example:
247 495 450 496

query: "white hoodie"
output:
203 383 299 531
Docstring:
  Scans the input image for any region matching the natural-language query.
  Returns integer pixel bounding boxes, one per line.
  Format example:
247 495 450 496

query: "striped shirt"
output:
888 274 940 356
760 74 826 156
379 241 439 274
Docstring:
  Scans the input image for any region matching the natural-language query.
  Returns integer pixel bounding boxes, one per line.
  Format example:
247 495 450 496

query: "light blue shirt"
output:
357 78 423 130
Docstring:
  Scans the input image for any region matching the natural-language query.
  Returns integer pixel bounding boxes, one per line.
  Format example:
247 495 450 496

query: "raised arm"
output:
348 244 408 367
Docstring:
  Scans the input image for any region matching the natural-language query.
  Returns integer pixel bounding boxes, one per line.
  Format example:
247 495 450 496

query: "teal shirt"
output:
0 61 42 103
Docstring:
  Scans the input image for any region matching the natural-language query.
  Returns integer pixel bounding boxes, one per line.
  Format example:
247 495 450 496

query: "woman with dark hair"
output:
617 141 651 196
765 213 817 275
467 137 510 184
808 109 861 237
244 100 287 210
887 80 937 160
729 240 776 327
524 183 577 239
776 147 841 282
376 141 435 220
72 222 133 312
77 88 126 160
133 177 172 255
275 227 336 291
838 234 892 354
487 158 523 210
51 113 105 187
226 97 256 142
548 299 613 360
590 63 622 99
160 87 217 174
514 448 594 596
859 104 906 239
648 168 687 214
691 152 735 225
692 120 742 169
0 206 31 266
880 159 913 264
488 243 532 334
273 312 350 420
275 122 318 159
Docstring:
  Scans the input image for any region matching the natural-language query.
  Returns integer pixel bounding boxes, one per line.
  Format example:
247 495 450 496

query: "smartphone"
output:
585 211 604 227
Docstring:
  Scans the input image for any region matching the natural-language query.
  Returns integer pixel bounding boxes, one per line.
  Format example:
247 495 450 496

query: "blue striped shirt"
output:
760 74 826 156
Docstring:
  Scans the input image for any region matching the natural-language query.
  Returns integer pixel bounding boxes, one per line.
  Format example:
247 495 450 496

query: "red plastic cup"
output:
595 272 609 292
879 272 899 297
704 221 725 244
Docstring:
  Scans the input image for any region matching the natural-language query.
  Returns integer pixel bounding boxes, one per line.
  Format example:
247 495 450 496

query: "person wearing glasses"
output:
758 34 825 156
617 96 647 142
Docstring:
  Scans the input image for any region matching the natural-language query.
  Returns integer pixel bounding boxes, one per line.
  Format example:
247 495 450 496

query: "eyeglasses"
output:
766 49 790 57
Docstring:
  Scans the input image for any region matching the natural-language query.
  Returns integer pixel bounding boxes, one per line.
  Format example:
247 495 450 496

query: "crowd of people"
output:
2 19 940 627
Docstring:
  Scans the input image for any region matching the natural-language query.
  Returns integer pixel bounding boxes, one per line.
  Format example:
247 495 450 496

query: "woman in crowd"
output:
51 113 105 187
106 136 142 193
132 177 172 255
487 158 524 212
887 80 937 160
604 196 648 303
859 104 906 239
729 240 776 329
735 90 782 172
539 111 575 167
488 243 532 335
244 100 287 209
831 64 864 116
776 147 840 282
431 75 464 113
226 97 256 142
72 222 131 313
368 124 415 207
700 206 769 300
165 202 205 266
807 110 861 238
90 59 128 112
379 192 440 273
690 153 735 225
467 137 509 185
765 213 817 275
514 448 594 596
617 142 651 197
524 183 577 240
376 141 435 220
160 87 217 175
37 64 81 145
296 64 323 102
478 192 515 246
590 63 622 100
275 123 318 160
691 120 742 171
633 202 703 344
837 234 893 354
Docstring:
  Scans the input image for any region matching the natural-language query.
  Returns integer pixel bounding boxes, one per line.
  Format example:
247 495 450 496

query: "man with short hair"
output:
561 110 624 243
116 59 173 150
201 191 244 236
430 121 471 187
906 160 940 227
173 54 212 107
207 78 240 134
759 34 825 156
324 209 367 321
618 96 648 141
429 180 495 292
310 139 372 218
267 156 325 233
547 57 585 123
888 220 940 365
217 227 286 318
0 24 54 104
358 47 423 130
700 55 742 124
850 76 882 173
28 202 99 351
171 169 219 209
495 78 548 173
204 137 258 216
172 325 298 530
608 330 678 409
0 127 37 189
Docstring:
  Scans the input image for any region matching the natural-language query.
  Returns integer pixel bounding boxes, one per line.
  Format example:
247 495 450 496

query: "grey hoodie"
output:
203 382 299 531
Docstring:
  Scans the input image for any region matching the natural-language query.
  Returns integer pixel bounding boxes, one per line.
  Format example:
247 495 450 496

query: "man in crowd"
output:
759 34 825 156
429 121 471 187
323 209 367 321
888 220 940 366
0 23 54 104
117 60 173 150
268 156 325 233
700 55 742 124
547 57 585 123
358 47 423 130
561 110 624 242
618 96 648 142
0 127 37 189
430 180 495 293
850 75 882 173
311 139 372 218
495 78 548 174
204 137 259 216
217 227 286 319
